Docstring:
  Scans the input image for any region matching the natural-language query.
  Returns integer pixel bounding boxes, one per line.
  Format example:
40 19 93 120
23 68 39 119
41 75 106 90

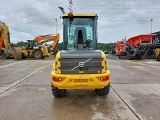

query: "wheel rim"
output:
35 53 40 58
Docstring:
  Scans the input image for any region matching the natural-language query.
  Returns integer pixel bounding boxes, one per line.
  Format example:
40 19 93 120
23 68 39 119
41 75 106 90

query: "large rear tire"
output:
33 50 43 59
95 84 110 96
51 85 66 97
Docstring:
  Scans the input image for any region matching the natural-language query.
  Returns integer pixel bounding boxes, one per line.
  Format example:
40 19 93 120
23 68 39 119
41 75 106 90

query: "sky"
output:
0 0 160 43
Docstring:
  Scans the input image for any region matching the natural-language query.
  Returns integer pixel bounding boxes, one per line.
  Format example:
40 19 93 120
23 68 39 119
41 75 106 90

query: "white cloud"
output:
9 28 33 43
0 0 160 43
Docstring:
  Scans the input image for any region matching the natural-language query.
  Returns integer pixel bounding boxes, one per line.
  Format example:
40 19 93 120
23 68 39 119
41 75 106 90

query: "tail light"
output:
52 77 62 82
100 76 109 81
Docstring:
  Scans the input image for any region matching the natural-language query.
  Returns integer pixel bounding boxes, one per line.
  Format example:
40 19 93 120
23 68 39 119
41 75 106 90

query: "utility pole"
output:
151 19 153 33
55 19 57 34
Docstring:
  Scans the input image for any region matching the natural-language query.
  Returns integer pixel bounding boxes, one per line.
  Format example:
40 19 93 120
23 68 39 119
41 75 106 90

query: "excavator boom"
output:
34 33 60 51
0 22 10 50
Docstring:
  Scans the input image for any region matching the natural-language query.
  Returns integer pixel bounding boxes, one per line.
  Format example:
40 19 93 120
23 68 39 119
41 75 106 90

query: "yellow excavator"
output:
0 21 22 59
50 12 111 97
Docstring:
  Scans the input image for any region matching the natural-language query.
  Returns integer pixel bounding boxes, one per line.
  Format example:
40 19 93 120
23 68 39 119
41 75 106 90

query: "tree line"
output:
14 41 115 52
57 42 115 52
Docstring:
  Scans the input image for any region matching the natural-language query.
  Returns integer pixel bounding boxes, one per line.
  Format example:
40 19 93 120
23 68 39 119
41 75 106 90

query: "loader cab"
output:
26 40 39 50
62 13 98 50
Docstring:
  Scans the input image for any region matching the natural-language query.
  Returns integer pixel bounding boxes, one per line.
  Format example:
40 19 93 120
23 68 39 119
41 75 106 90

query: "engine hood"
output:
59 49 104 74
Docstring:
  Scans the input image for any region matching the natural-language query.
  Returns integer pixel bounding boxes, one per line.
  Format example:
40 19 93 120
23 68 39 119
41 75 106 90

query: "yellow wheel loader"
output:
50 13 111 97
20 40 51 59
18 33 60 59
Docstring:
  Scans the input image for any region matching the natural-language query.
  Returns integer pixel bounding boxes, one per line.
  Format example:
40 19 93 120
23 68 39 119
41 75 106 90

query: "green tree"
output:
14 41 27 47
98 43 115 52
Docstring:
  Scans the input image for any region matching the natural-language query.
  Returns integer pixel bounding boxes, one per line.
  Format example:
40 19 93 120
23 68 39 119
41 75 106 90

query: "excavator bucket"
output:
13 47 22 60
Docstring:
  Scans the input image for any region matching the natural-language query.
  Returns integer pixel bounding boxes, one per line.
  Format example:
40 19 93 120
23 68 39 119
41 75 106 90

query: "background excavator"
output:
20 33 60 59
0 21 60 60
0 21 22 59
34 33 60 54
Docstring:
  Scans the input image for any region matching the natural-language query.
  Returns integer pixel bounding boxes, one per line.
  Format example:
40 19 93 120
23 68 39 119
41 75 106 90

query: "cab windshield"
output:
63 17 97 50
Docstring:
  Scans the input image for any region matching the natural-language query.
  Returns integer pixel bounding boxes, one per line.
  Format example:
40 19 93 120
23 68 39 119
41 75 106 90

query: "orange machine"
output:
115 41 121 55
115 34 155 59
115 40 127 56
34 33 60 52
126 34 154 47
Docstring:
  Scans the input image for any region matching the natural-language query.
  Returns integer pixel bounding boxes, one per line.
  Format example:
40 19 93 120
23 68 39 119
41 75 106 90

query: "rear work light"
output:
52 77 62 82
100 76 109 81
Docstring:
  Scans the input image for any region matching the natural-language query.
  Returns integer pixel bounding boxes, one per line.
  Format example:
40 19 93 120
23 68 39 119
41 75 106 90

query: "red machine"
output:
115 40 127 56
115 34 155 59
126 34 154 47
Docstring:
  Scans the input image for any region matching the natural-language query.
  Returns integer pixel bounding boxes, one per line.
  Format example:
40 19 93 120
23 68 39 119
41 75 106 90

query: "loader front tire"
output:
33 50 43 59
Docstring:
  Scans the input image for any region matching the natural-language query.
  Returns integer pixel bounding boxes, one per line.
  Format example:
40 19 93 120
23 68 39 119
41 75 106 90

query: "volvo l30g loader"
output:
51 12 111 97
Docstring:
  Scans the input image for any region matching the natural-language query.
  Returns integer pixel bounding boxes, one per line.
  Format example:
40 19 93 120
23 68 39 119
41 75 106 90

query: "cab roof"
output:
62 13 97 18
